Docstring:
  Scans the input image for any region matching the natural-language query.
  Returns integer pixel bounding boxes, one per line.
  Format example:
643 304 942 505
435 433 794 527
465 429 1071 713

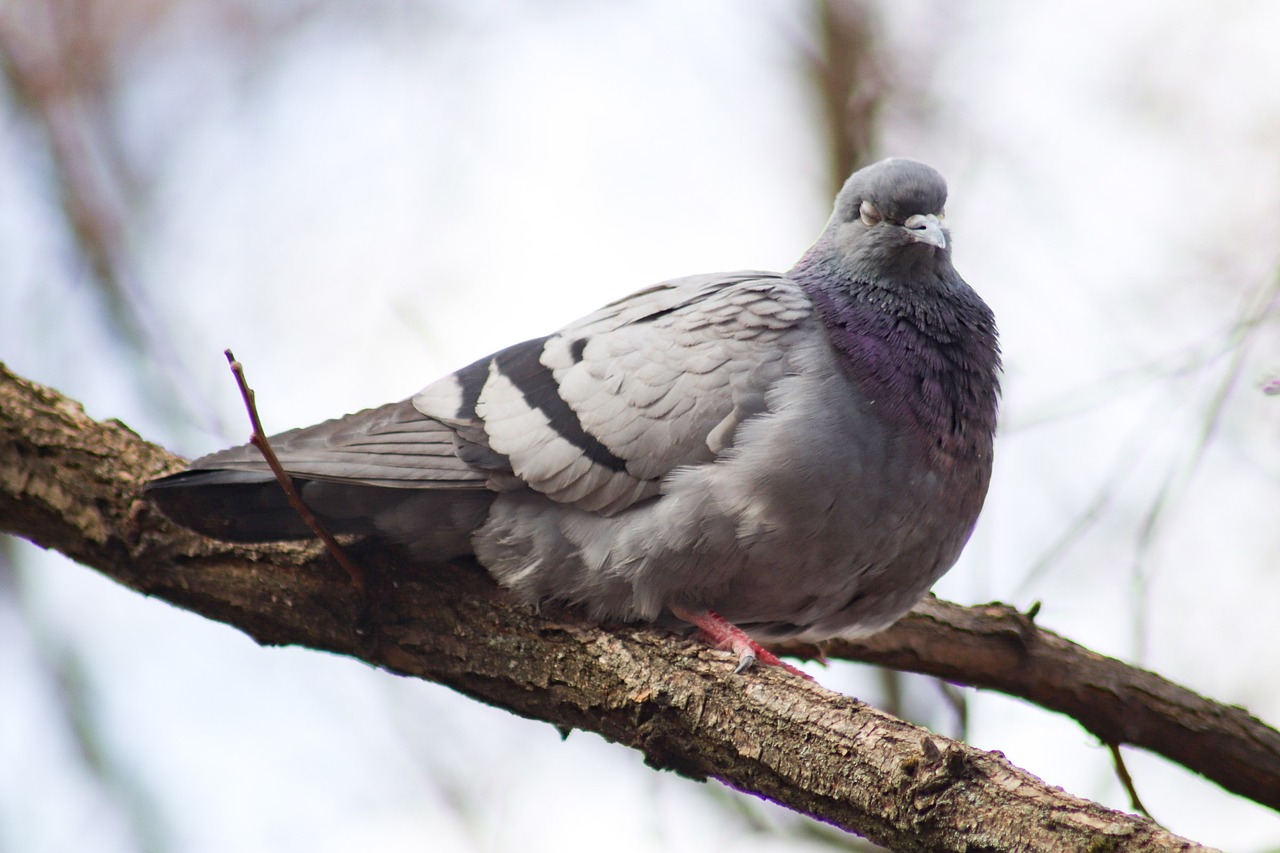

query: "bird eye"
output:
859 200 881 226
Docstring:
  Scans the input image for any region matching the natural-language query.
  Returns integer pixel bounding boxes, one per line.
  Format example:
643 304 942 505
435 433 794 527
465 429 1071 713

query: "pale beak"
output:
903 213 946 249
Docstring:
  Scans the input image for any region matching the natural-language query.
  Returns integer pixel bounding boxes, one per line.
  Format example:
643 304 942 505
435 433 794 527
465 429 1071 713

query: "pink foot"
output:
670 607 814 681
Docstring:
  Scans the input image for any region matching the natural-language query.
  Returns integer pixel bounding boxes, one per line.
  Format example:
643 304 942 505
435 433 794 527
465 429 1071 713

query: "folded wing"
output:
148 272 816 555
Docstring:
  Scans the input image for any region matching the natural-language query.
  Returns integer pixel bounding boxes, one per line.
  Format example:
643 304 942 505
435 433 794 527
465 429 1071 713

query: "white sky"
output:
3 1 1279 850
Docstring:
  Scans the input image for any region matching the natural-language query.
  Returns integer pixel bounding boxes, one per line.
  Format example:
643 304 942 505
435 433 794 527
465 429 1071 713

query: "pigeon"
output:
147 158 1000 674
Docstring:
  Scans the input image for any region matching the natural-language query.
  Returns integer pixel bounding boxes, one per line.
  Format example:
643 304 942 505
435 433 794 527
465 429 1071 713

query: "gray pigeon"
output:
148 158 1000 674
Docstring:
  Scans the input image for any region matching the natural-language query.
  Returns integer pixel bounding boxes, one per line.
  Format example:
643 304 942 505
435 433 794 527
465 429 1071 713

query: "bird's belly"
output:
475 362 987 641
641 398 975 640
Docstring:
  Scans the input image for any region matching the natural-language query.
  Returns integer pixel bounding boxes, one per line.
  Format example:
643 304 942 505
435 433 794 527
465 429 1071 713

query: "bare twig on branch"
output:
1109 742 1154 822
223 350 366 592
0 362 1253 850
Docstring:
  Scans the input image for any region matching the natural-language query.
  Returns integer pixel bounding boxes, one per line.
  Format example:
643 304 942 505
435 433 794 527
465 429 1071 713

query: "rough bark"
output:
817 599 1280 816
0 362 1243 851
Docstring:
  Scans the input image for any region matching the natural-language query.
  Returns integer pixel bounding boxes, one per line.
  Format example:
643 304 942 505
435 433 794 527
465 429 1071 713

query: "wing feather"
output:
178 272 815 519
187 400 487 489
412 271 815 514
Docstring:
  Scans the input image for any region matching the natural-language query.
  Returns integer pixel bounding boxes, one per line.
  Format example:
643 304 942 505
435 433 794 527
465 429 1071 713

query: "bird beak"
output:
903 213 947 249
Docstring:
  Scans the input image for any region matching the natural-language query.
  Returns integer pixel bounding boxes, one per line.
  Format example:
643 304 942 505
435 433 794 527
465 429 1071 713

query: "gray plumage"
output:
148 158 1000 648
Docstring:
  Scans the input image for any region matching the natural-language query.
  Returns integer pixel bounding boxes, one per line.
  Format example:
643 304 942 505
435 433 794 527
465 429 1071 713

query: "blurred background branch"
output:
813 0 883 187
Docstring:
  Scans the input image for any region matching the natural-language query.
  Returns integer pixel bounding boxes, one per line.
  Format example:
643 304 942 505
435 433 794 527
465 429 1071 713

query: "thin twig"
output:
1108 742 1154 821
1130 267 1280 659
935 680 969 741
223 349 366 593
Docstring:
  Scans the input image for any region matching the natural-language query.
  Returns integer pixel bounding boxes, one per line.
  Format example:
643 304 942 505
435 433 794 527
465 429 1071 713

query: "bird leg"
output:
670 607 814 681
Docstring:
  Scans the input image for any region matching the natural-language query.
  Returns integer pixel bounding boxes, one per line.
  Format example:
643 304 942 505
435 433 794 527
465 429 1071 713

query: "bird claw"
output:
671 606 814 681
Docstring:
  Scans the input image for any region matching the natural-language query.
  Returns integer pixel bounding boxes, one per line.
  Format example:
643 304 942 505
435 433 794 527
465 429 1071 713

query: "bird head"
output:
796 158 954 286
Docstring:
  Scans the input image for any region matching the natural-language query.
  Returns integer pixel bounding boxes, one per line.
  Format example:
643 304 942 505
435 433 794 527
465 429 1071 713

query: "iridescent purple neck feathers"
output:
790 241 1001 473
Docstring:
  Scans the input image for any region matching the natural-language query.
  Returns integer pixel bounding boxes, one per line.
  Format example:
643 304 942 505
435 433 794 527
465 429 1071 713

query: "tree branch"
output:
0 362 1241 850
812 599 1280 815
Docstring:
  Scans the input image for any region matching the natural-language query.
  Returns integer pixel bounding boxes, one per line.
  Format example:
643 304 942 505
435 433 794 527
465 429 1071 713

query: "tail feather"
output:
146 398 498 557
146 469 493 558
184 399 492 487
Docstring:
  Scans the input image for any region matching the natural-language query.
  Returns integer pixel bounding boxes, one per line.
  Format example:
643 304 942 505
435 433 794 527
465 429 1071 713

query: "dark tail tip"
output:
145 470 316 542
